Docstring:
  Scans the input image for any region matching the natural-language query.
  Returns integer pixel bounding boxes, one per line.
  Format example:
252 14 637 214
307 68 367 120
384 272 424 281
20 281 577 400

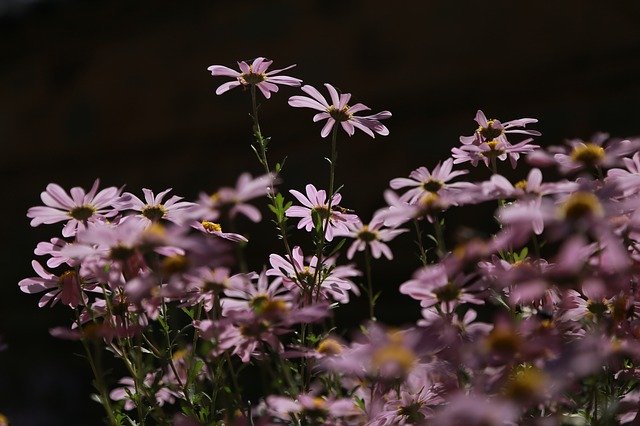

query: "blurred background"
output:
1 0 639 423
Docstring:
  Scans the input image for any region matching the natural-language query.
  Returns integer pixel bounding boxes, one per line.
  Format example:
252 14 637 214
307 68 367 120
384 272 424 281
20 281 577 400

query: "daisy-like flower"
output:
389 158 473 203
27 179 121 237
452 137 539 169
460 109 540 146
528 132 640 175
286 184 358 241
192 220 248 242
267 246 360 304
118 188 196 226
194 172 275 223
207 57 302 98
19 260 94 308
288 83 391 138
336 212 408 260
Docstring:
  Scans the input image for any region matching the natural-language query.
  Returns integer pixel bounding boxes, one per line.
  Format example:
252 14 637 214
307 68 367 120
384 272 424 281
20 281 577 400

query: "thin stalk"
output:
249 85 303 285
312 125 339 300
364 244 375 320
433 217 447 258
412 219 428 266
75 311 118 426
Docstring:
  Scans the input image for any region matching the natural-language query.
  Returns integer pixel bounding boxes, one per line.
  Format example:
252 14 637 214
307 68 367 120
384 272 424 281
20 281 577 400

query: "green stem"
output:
412 219 428 266
249 85 303 287
433 216 446 258
364 245 375 320
312 125 339 300
78 335 118 425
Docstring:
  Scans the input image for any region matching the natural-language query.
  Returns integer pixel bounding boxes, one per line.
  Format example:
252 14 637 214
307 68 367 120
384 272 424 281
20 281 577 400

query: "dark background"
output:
1 0 640 424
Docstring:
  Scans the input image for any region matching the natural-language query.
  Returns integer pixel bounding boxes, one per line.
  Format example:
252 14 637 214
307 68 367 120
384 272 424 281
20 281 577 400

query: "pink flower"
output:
528 132 640 174
460 109 540 146
335 211 407 260
207 57 302 98
192 220 248 242
389 158 473 203
19 260 93 308
288 83 391 138
118 188 196 226
27 179 121 237
452 137 539 169
286 184 358 241
267 246 360 304
195 172 275 223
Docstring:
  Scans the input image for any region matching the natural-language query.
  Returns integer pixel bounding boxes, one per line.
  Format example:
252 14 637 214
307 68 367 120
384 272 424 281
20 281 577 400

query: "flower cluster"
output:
19 57 640 426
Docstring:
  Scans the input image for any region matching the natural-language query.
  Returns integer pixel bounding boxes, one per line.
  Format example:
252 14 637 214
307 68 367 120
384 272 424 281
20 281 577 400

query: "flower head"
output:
207 57 302 98
289 83 391 138
27 179 121 237
286 184 358 241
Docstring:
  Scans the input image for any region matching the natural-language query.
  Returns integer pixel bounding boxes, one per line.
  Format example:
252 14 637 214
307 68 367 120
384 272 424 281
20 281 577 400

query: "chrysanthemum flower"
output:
118 188 196 226
528 133 640 174
207 57 302 98
194 172 275 223
192 220 248 242
27 179 121 237
19 260 95 308
389 158 473 204
289 83 391 138
286 184 358 241
335 211 407 260
460 110 540 146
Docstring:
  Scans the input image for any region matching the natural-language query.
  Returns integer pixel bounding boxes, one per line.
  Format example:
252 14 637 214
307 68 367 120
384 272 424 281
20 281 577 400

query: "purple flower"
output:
528 132 640 174
19 260 94 308
267 246 360 304
286 184 359 241
27 179 121 237
335 211 407 260
389 158 473 203
198 172 275 223
192 220 248 242
118 188 196 226
288 83 391 138
207 57 302 98
460 109 540 146
452 137 539 169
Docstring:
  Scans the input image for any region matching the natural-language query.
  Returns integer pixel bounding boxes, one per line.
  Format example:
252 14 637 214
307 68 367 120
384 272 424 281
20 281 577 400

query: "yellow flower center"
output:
422 179 444 193
161 255 189 275
503 365 546 401
357 225 378 242
419 192 440 208
371 344 417 377
328 105 352 122
486 326 522 355
559 192 603 220
240 67 266 85
58 270 77 288
69 205 96 221
478 119 503 140
141 204 167 222
514 180 528 191
317 338 343 355
570 143 605 166
201 221 222 233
